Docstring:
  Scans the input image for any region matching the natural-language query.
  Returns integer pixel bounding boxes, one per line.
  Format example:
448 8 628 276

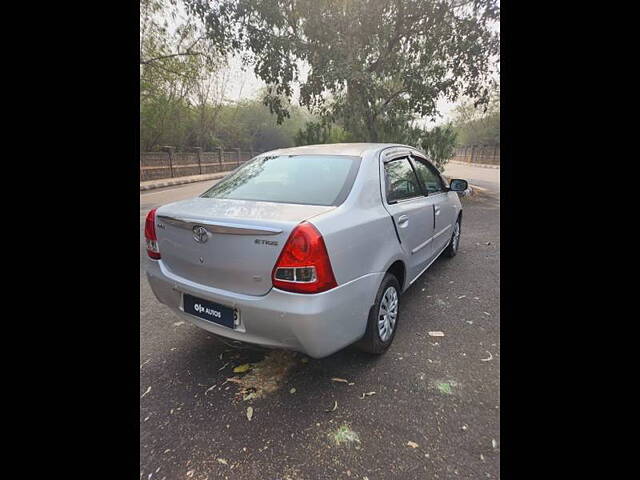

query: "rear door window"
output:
384 157 423 203
200 154 361 206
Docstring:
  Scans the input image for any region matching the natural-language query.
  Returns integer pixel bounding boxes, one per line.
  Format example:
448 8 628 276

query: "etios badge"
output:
193 226 209 243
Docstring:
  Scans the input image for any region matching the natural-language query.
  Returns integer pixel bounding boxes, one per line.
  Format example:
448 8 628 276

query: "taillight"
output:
272 222 337 294
144 208 161 259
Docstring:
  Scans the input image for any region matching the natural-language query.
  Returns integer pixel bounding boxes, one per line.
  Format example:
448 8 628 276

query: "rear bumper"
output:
145 260 384 358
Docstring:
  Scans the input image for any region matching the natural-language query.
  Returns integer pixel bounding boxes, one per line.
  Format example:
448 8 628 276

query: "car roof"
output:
260 143 416 158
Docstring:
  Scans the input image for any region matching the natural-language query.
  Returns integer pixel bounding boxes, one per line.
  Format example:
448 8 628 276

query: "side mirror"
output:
449 179 468 192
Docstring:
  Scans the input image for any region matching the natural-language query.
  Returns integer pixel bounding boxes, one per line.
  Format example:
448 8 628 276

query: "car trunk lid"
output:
155 197 334 296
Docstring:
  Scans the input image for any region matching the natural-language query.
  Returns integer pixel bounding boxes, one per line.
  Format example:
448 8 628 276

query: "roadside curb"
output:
449 160 500 169
140 172 228 191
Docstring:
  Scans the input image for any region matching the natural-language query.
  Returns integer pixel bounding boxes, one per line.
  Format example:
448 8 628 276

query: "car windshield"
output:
200 154 361 206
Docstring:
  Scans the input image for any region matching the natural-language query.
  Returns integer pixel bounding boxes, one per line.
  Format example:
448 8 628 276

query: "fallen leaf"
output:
233 364 252 373
428 331 445 337
481 351 493 362
186 469 195 477
243 392 257 401
290 388 296 394
492 439 498 449
436 382 454 394
246 406 254 421
360 392 376 399
325 400 338 413
301 358 309 364
140 386 151 399
225 377 244 384
173 321 185 326
204 384 217 395
407 441 419 448
458 295 466 299
331 377 349 383
217 458 228 465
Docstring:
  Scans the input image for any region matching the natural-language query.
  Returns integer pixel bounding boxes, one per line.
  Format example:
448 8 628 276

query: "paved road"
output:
140 165 500 480
443 163 500 194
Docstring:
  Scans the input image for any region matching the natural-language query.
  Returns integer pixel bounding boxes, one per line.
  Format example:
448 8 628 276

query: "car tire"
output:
444 217 461 258
357 273 401 355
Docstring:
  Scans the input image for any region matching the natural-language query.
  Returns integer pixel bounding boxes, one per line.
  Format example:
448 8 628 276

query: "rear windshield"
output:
200 154 361 206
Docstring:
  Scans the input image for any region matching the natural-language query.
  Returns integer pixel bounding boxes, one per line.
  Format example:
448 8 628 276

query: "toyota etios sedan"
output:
145 143 468 358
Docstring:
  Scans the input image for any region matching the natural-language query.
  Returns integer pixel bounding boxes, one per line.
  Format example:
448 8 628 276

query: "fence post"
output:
194 147 202 174
236 148 241 167
218 147 223 167
162 146 175 178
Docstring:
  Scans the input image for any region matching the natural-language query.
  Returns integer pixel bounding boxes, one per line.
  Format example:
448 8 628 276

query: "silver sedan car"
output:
145 143 468 358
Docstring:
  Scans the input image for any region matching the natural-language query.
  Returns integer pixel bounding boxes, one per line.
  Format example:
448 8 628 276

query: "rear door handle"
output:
434 205 441 215
397 215 409 227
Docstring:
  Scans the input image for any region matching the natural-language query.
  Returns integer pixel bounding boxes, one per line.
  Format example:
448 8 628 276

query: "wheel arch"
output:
386 260 406 291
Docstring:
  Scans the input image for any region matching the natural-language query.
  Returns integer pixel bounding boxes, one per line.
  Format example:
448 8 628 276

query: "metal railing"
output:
451 145 500 165
140 147 260 182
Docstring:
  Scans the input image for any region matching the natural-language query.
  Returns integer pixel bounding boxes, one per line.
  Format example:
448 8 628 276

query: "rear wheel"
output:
444 217 461 258
357 273 401 355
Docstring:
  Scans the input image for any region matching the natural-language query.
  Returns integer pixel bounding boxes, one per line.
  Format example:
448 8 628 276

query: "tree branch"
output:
140 35 207 65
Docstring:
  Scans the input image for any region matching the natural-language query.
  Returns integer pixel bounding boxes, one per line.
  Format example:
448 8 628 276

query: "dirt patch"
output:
227 350 299 400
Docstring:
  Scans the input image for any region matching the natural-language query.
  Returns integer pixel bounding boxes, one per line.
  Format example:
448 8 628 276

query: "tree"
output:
140 0 218 69
419 124 457 171
140 0 225 150
186 0 499 142
451 82 499 146
294 121 349 146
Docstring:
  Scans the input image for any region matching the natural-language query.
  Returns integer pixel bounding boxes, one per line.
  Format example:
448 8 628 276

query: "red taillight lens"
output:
144 208 161 259
272 222 337 294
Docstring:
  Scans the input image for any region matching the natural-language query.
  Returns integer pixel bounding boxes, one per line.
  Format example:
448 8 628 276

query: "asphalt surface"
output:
140 163 500 480
443 163 500 195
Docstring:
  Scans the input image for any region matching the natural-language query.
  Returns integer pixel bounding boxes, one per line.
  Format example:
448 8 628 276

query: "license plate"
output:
183 293 236 329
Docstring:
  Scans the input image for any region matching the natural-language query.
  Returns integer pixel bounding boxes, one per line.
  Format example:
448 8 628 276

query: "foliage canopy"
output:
186 0 500 143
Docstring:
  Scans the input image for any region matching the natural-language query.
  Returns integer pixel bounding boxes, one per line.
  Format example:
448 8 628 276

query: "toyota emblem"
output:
193 226 209 243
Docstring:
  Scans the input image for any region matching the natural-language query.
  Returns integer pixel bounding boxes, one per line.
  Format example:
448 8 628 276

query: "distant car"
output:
145 143 468 358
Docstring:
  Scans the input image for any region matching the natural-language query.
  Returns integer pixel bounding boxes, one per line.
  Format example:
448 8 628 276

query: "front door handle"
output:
397 215 409 228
